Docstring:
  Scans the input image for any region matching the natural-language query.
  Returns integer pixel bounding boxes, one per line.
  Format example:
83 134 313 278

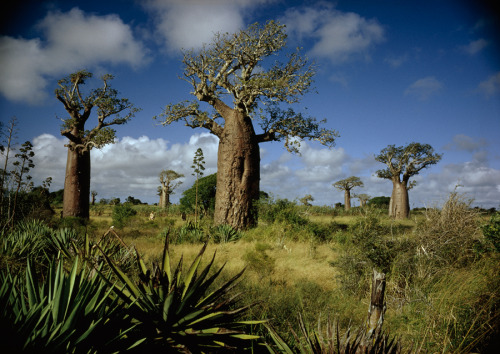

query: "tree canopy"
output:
375 143 442 186
56 70 140 153
155 20 339 152
333 176 364 192
180 173 217 214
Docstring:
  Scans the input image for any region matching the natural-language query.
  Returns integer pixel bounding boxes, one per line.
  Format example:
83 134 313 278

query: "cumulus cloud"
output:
29 133 218 204
404 76 443 101
19 132 500 209
460 38 488 55
143 0 271 52
280 3 385 63
478 72 500 98
0 8 148 104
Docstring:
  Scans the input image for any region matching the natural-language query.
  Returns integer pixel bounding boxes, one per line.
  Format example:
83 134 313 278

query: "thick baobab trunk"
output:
63 148 90 219
389 179 409 219
159 187 167 208
344 190 351 211
214 111 260 230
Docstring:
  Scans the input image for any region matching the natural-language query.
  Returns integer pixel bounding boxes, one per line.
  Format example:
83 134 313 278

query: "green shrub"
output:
211 224 242 243
112 204 137 228
243 243 275 277
481 213 500 253
175 221 206 244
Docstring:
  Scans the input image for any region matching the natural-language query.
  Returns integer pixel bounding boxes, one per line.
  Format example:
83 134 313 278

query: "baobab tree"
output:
158 169 184 208
56 70 139 218
300 194 314 207
354 193 371 207
375 142 442 219
156 21 338 229
333 176 364 211
91 190 98 205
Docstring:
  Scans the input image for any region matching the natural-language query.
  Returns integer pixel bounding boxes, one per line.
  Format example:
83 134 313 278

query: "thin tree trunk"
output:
389 179 409 219
214 111 259 230
63 148 90 219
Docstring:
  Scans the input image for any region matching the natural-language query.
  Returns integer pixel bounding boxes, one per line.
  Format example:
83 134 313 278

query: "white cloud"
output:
404 76 443 101
0 8 148 104
29 133 218 204
460 38 488 55
281 3 385 63
143 0 271 52
23 132 500 209
478 72 500 98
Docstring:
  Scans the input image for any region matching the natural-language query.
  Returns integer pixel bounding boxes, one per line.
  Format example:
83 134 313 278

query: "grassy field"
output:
41 199 500 352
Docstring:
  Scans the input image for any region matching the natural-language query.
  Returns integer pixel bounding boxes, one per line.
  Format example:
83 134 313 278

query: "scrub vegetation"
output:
0 189 498 352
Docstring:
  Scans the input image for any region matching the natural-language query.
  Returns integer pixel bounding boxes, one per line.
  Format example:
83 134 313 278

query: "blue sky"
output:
1 0 499 208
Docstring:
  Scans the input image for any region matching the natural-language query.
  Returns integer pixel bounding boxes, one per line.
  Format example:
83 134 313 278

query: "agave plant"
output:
0 219 53 263
265 313 400 354
0 257 132 353
99 232 263 352
212 224 242 244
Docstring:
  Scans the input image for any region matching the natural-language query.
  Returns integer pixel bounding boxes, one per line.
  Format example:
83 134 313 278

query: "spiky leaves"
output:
100 233 262 351
0 257 130 353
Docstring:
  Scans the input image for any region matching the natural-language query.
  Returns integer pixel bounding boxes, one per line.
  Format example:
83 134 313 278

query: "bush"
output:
112 204 137 228
481 213 500 253
415 190 480 267
210 224 242 243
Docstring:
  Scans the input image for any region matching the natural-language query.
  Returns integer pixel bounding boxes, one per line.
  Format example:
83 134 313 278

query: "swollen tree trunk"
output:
389 178 409 219
63 148 90 219
214 111 260 230
344 189 351 211
159 187 167 208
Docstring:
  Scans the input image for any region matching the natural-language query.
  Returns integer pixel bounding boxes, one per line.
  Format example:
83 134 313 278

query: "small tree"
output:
375 142 442 219
158 170 184 208
180 173 217 216
10 141 35 224
333 176 364 211
191 148 205 223
355 193 371 207
299 194 314 206
56 70 139 219
91 190 98 205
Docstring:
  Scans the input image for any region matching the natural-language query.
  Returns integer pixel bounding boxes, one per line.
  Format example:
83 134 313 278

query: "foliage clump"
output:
112 204 137 228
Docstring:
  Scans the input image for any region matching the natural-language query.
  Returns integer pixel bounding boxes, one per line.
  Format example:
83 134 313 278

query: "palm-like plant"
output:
100 232 263 352
0 257 132 353
265 314 400 353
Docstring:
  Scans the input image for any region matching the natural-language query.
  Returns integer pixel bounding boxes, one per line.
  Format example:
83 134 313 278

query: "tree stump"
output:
367 268 386 336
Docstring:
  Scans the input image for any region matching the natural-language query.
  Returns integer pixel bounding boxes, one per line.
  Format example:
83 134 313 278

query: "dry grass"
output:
133 240 340 292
